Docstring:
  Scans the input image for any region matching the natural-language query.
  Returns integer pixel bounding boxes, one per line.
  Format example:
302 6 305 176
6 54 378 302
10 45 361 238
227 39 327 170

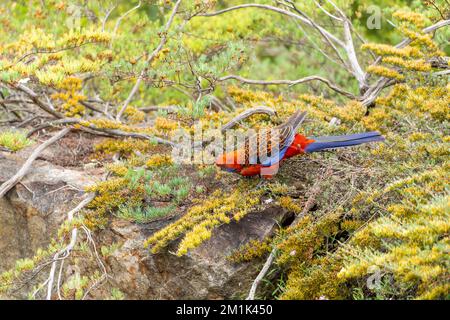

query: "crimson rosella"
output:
215 110 384 178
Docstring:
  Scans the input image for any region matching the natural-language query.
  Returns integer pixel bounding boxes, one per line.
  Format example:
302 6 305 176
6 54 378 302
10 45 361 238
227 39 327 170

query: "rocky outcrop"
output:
102 206 289 299
0 154 96 272
0 153 289 299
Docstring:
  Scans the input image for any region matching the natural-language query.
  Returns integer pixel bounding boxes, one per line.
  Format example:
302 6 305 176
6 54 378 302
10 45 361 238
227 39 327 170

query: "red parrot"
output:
215 110 384 178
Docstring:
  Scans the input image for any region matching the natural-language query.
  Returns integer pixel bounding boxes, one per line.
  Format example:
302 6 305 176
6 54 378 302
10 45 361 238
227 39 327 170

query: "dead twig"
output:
0 128 71 198
246 166 333 300
218 75 356 100
45 193 96 300
220 106 277 133
116 0 182 121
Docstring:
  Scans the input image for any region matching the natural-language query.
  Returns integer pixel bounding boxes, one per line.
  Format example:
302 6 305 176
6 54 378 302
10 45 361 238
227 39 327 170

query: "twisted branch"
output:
0 128 71 198
218 75 356 99
116 0 182 121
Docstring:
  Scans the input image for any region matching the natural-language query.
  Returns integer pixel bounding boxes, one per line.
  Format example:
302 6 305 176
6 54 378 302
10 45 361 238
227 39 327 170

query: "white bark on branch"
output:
220 106 276 133
16 84 64 119
200 3 344 47
218 75 356 99
0 128 71 198
112 1 141 37
116 0 182 121
200 2 370 91
342 19 366 88
46 193 96 300
246 248 276 300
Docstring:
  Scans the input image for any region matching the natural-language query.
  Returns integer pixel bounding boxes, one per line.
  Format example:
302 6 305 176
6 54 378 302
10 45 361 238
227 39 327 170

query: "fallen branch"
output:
89 126 177 147
0 127 71 198
80 101 113 119
25 117 177 147
246 248 276 300
246 166 333 300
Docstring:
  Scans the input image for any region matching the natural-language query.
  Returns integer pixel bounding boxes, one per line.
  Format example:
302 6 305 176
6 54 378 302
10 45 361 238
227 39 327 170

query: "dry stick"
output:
116 0 182 121
27 118 78 137
246 167 333 300
0 128 71 198
45 193 96 300
284 0 366 88
15 84 64 119
220 106 276 133
202 3 364 96
139 105 179 113
281 0 350 74
111 1 142 40
102 5 117 32
80 101 113 119
218 75 356 100
246 249 276 300
90 126 177 147
25 116 177 147
199 3 344 47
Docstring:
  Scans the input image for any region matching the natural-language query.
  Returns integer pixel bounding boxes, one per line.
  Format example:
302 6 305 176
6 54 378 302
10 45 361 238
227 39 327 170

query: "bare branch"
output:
102 5 117 32
221 106 276 133
139 105 179 113
116 0 182 121
88 126 177 147
433 69 450 77
0 128 70 198
80 100 114 119
112 1 141 37
280 0 349 68
198 3 345 47
46 193 96 300
15 84 64 119
246 167 333 300
201 2 369 91
218 75 356 99
26 117 177 147
246 248 275 300
342 19 366 88
314 1 342 21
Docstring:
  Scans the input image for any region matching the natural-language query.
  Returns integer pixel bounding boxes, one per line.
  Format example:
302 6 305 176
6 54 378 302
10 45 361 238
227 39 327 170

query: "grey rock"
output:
0 155 289 299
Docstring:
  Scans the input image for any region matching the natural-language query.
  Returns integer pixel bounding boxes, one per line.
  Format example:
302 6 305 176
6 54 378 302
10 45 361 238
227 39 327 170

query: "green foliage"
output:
108 288 125 300
0 130 33 151
117 203 175 223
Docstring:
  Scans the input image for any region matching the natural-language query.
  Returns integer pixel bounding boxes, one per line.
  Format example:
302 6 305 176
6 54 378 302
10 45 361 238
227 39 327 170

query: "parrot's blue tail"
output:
304 131 384 153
